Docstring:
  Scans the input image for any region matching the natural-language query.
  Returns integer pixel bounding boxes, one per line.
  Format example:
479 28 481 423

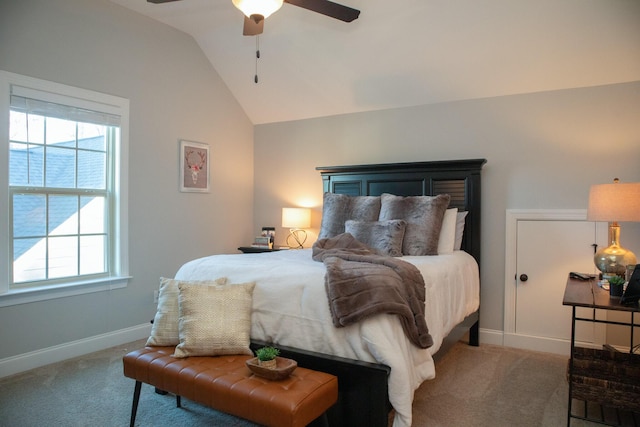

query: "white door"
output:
504 210 608 355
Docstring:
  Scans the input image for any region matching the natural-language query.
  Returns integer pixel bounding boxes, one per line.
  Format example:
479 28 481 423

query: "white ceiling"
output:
111 0 640 125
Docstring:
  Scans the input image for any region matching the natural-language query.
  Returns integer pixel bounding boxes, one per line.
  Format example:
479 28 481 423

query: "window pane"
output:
49 195 78 236
80 235 105 275
77 123 106 151
10 143 45 186
46 117 76 147
13 194 46 238
48 236 78 279
11 111 46 145
10 110 27 142
78 150 106 189
13 237 47 283
27 114 45 144
9 142 28 186
28 144 45 186
80 196 105 234
45 146 76 188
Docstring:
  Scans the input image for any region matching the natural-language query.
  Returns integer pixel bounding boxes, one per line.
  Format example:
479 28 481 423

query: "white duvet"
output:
175 248 479 427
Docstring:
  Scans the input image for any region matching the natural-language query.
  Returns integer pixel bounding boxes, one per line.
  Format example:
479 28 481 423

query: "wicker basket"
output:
569 347 640 412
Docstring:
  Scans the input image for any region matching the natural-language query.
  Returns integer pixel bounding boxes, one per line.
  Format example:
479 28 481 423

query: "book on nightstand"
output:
251 236 273 249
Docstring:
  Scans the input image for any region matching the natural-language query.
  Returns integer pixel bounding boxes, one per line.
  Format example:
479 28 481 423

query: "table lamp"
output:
587 179 640 277
282 207 311 249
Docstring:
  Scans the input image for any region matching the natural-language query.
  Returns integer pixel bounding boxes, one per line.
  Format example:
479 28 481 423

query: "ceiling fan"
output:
147 0 360 36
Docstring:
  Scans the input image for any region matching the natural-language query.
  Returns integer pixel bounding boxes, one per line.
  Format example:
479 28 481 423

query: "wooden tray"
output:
246 356 297 380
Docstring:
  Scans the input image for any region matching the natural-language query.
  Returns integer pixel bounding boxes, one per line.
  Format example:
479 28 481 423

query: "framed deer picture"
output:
180 140 210 193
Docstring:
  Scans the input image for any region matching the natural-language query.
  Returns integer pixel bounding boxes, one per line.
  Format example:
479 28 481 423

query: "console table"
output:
562 275 640 426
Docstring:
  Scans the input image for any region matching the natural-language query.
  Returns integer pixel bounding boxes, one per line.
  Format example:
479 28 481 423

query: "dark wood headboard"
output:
316 159 487 264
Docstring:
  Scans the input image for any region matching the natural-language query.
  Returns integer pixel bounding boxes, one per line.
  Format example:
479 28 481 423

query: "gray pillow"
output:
379 193 450 256
318 193 381 239
345 219 407 257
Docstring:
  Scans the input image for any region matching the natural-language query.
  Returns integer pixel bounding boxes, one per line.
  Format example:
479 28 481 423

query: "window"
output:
0 71 129 306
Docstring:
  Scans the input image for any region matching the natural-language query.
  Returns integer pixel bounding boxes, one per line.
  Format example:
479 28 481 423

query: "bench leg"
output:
130 381 142 427
176 395 182 408
308 412 330 427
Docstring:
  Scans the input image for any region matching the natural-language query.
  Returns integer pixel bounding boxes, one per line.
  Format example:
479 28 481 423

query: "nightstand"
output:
237 246 282 254
563 274 640 425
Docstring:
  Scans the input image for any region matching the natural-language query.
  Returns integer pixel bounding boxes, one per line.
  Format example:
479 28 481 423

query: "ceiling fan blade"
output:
284 0 360 22
243 15 264 36
147 0 182 3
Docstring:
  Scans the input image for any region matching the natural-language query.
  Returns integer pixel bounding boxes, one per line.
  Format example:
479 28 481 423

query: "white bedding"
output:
175 248 479 427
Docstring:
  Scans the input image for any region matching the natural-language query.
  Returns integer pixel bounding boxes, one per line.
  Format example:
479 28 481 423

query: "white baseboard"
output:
478 328 571 356
479 328 504 346
503 332 571 356
0 323 151 379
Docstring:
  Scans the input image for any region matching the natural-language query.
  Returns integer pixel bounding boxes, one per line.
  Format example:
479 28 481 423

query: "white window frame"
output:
0 71 130 307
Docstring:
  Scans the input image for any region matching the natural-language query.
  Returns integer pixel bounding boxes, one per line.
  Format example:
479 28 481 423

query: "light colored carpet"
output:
0 339 605 426
411 342 570 426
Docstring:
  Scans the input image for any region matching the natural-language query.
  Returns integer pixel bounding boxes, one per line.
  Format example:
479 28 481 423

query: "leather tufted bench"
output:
123 346 338 427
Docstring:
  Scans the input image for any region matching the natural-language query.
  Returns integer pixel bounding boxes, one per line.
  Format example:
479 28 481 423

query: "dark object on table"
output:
569 272 594 281
621 264 640 306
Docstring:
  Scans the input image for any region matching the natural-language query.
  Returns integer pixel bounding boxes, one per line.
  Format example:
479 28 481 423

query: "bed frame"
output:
255 159 486 427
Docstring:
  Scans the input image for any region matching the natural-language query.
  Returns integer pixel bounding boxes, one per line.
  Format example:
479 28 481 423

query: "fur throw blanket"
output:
312 233 433 349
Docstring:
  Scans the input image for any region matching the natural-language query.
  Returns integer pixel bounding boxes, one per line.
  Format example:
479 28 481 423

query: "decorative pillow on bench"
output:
147 277 228 347
173 281 256 358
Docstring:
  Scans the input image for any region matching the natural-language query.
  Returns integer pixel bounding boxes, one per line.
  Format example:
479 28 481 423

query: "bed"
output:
173 159 486 427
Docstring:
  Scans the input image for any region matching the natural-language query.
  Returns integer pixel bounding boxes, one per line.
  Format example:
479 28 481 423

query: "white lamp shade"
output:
587 182 640 222
232 0 284 19
282 207 311 229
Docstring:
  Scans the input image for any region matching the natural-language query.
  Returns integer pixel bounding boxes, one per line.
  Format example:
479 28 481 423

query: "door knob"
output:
519 274 528 282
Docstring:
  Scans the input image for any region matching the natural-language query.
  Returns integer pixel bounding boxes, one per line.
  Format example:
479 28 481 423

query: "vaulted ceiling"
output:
111 0 640 124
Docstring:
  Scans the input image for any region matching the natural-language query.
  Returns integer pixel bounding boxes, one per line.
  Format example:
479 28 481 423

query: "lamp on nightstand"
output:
587 179 640 278
282 207 311 249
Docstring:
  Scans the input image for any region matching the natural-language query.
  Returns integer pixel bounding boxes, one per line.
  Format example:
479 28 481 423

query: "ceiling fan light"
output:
232 0 284 20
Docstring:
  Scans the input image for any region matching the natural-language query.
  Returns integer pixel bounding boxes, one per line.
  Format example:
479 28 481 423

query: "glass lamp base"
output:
594 245 637 277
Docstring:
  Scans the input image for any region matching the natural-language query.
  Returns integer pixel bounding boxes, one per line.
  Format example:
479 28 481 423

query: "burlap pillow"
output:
173 281 256 358
146 277 227 347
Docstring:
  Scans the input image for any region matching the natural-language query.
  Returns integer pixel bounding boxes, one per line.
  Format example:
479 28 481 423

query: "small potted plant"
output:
608 275 625 297
255 346 280 369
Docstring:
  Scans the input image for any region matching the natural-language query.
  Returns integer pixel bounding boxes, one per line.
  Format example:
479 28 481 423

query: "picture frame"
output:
180 140 210 193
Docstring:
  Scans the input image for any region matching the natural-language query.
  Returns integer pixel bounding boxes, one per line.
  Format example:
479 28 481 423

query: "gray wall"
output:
0 0 254 360
253 82 640 333
1 0 639 365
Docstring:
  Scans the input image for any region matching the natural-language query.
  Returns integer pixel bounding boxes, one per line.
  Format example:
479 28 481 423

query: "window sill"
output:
0 276 131 307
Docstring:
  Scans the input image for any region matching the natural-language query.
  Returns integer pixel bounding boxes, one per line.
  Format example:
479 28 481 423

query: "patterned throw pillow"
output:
146 277 227 347
173 281 256 358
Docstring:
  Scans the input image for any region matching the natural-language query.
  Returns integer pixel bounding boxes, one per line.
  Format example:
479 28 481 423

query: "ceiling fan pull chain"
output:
254 36 259 83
